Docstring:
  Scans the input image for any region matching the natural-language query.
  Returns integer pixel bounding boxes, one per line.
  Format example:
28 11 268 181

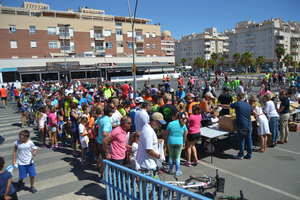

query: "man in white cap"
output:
136 112 166 174
134 101 151 134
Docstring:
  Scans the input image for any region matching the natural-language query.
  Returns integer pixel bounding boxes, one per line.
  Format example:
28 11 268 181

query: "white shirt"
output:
264 100 279 118
236 85 245 95
136 124 159 170
38 113 47 129
134 109 149 132
111 110 122 127
15 140 38 165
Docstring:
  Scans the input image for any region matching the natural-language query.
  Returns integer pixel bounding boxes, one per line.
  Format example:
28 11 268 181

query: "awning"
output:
0 67 17 72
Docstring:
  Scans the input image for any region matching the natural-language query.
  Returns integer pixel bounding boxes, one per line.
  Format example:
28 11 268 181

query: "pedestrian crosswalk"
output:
0 103 106 200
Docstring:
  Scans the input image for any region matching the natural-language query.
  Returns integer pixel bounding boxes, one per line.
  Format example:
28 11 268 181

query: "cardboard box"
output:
219 115 236 132
289 122 300 132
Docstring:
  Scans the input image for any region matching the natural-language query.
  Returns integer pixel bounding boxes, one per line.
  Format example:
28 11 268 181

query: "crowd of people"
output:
0 72 299 199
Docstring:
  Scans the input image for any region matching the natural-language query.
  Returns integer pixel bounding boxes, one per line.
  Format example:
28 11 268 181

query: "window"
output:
116 29 122 35
152 32 156 38
30 41 37 48
146 32 150 38
29 25 36 34
115 22 122 27
10 41 17 48
146 43 150 48
103 30 112 37
127 31 132 37
151 44 156 49
48 41 59 49
128 42 133 49
32 56 38 58
48 27 56 35
117 41 123 47
9 25 16 33
106 42 113 49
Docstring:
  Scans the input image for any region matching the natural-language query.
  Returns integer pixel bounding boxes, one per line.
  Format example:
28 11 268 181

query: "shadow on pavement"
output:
0 135 4 144
75 183 106 199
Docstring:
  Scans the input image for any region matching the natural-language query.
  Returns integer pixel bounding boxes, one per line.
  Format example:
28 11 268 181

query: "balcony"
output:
136 47 144 53
205 42 210 45
60 46 74 53
223 42 229 46
95 46 105 52
59 32 71 39
136 35 144 42
94 33 105 40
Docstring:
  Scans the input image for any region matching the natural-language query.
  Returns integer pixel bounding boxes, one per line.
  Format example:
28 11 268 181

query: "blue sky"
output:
2 0 300 39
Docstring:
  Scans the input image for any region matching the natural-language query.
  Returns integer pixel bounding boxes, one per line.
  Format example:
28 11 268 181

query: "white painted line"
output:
199 160 300 200
275 147 300 155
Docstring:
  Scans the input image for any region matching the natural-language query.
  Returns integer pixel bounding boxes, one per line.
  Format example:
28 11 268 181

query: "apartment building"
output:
161 30 175 56
225 18 300 66
0 2 164 59
175 27 229 65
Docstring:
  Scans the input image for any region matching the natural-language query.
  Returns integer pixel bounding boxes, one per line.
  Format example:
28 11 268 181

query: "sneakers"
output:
30 187 38 193
233 155 243 160
168 167 176 175
175 170 183 176
244 154 252 160
184 161 192 167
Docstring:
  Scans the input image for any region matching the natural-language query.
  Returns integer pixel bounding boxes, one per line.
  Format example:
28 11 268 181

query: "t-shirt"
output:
188 114 202 134
264 100 279 118
0 170 16 196
134 109 149 132
0 88 7 98
13 89 19 97
136 124 159 170
218 93 233 116
96 116 112 144
14 140 38 165
79 97 88 106
48 112 57 127
111 110 122 127
230 101 252 130
159 104 177 123
167 120 187 145
110 126 127 160
279 97 290 114
121 84 130 96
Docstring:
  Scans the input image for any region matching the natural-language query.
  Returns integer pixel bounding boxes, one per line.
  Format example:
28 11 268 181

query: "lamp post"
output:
62 24 70 82
128 0 139 97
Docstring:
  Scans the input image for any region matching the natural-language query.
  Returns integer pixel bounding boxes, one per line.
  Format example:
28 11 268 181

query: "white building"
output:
225 18 300 67
161 31 175 56
175 27 229 65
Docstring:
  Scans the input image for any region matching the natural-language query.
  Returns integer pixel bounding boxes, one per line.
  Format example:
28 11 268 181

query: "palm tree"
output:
283 54 293 72
255 56 265 73
232 53 240 68
275 45 285 69
210 53 218 71
193 57 205 69
240 52 254 73
181 58 187 66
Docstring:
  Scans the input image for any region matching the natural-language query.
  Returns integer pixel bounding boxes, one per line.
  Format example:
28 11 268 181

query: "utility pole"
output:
128 0 139 97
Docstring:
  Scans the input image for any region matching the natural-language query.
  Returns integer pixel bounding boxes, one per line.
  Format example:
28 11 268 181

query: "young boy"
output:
12 130 38 193
0 157 18 200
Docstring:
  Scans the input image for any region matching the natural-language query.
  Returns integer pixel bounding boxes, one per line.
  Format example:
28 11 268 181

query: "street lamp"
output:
127 0 139 97
62 24 70 82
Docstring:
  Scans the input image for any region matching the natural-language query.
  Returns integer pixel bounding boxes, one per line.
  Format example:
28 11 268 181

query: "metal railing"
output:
104 160 211 200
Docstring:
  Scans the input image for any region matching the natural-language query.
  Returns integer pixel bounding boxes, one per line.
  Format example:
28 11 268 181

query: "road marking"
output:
275 147 300 155
199 160 300 200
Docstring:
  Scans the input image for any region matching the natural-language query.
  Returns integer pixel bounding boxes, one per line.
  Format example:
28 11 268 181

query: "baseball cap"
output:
205 92 215 99
135 97 144 104
151 112 166 125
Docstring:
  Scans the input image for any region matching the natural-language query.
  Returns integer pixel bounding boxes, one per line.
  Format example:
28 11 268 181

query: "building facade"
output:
161 30 175 56
0 2 166 59
225 19 300 66
175 27 229 65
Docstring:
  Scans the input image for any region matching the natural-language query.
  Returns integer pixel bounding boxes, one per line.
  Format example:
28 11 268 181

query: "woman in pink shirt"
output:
185 105 202 167
48 106 58 149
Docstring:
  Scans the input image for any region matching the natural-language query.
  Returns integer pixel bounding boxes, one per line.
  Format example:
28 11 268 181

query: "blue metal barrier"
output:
104 160 212 200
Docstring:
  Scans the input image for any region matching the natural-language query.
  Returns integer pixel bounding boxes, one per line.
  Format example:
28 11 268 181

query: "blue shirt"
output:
0 170 16 196
230 101 252 130
176 90 186 100
96 115 112 144
79 97 88 106
167 120 187 145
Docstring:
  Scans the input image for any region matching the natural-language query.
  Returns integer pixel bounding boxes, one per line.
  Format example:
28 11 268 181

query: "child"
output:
79 117 89 164
48 106 58 149
0 157 18 200
38 107 47 147
57 114 65 147
12 130 38 193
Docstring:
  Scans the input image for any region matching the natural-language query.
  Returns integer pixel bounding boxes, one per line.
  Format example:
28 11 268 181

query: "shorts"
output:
50 126 57 132
80 136 89 148
18 163 36 179
187 133 201 142
1 97 7 100
95 143 106 159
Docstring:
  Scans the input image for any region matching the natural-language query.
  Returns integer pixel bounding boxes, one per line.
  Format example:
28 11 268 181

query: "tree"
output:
240 52 254 72
275 45 285 69
181 58 187 66
218 53 228 68
283 54 293 67
255 56 265 73
232 53 240 68
210 53 218 71
193 57 205 69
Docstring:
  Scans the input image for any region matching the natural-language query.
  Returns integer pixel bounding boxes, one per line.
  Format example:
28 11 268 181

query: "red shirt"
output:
120 84 130 96
13 89 19 97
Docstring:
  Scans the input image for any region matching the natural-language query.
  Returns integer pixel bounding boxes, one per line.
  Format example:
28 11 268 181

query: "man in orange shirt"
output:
0 85 8 107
